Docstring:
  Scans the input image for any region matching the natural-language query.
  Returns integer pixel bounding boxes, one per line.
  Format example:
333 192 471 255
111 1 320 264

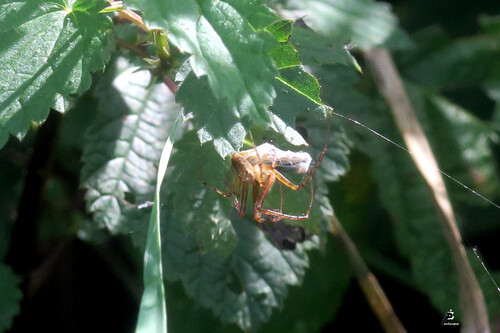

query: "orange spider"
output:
201 118 330 223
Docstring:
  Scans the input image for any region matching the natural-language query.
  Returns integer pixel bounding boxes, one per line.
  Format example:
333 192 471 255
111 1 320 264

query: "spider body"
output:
201 118 330 223
240 143 312 174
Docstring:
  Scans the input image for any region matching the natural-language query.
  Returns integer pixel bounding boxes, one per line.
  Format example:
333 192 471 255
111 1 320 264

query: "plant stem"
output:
329 215 407 333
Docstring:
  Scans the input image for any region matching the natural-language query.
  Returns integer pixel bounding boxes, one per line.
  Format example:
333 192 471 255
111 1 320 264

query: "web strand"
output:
473 246 500 294
330 110 500 210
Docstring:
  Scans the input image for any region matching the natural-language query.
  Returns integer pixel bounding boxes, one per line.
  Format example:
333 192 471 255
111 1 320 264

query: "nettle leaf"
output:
282 0 411 50
418 90 500 203
311 63 371 117
288 64 360 184
266 20 332 146
176 73 247 158
290 26 355 67
400 28 500 87
162 209 319 332
264 21 352 234
130 0 278 126
261 236 351 333
0 0 113 148
81 57 180 233
270 76 323 147
267 21 322 106
165 130 238 258
224 0 277 30
277 68 323 106
176 56 331 158
0 263 21 332
305 116 351 185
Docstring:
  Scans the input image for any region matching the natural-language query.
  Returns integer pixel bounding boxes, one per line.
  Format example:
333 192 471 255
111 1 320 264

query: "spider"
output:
201 118 330 223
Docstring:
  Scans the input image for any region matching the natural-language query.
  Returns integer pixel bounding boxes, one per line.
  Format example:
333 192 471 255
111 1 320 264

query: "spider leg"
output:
200 177 233 197
297 116 330 189
279 182 283 213
252 176 282 223
237 182 249 218
272 149 283 213
268 167 314 215
254 172 310 221
200 166 250 217
270 168 302 190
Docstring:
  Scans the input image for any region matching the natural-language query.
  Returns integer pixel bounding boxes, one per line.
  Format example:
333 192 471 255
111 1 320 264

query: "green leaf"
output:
135 110 183 333
0 0 113 148
176 67 325 157
282 0 411 50
269 69 353 184
401 30 500 87
266 20 323 106
421 91 500 202
290 26 355 67
176 73 246 158
276 68 323 106
266 20 293 43
165 280 241 333
305 116 351 184
162 209 319 331
261 236 351 333
174 15 351 157
81 57 181 233
270 41 300 69
165 130 239 258
265 21 340 147
130 0 279 126
228 0 278 30
269 79 321 146
0 263 21 332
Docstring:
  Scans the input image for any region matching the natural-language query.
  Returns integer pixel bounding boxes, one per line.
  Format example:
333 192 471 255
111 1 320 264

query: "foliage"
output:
1 0 500 332
0 0 113 147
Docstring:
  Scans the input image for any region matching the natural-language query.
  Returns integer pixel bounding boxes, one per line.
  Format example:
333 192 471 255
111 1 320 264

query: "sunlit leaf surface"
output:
0 0 113 147
81 57 180 233
282 0 411 50
129 0 278 126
